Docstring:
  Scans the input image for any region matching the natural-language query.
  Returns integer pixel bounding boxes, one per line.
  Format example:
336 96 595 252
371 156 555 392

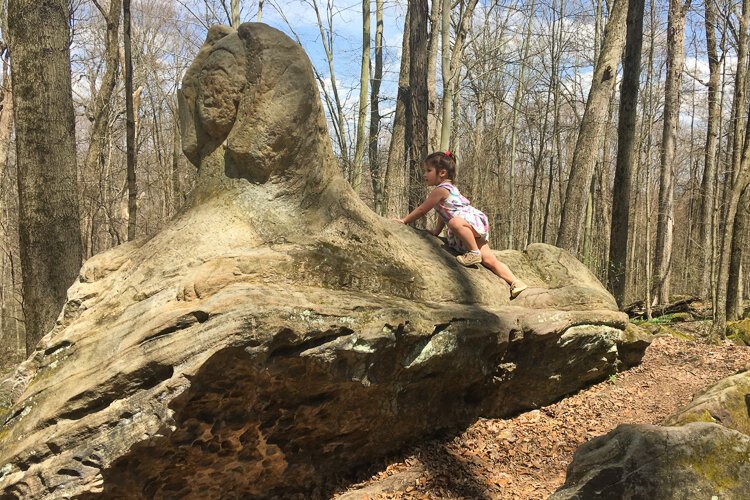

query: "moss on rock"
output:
727 319 750 346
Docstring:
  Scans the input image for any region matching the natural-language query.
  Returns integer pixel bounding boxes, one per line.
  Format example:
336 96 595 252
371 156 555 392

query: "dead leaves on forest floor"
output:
333 335 750 500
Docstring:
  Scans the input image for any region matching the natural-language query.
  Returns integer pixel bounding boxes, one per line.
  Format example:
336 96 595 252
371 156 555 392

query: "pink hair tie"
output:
444 150 452 157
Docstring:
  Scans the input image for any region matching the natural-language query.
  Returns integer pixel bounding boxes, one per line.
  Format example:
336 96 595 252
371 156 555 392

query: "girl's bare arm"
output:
396 188 448 224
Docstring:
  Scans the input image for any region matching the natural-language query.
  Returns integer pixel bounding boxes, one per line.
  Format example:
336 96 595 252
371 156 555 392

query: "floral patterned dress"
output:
434 182 489 250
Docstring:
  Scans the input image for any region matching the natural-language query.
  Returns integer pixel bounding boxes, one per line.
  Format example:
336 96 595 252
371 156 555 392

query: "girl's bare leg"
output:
446 217 480 251
477 238 517 285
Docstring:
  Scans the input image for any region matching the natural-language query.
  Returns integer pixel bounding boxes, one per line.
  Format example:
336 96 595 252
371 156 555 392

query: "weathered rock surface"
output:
666 368 750 436
550 422 750 499
0 23 642 499
553 368 750 499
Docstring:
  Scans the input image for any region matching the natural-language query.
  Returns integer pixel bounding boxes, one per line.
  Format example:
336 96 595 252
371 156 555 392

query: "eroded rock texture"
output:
551 422 750 499
553 369 750 499
0 23 643 499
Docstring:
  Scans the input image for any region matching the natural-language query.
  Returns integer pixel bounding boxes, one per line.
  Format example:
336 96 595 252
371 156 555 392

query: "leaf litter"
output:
332 335 750 499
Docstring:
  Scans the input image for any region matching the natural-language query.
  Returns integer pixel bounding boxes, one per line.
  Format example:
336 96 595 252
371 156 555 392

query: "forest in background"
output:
1 0 749 361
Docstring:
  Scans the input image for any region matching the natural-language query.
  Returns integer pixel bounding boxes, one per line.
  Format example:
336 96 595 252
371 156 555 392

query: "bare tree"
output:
124 0 138 241
231 0 240 26
8 0 83 353
652 0 691 305
608 0 645 306
700 0 722 298
351 0 370 192
557 0 628 256
369 0 384 213
407 0 429 213
383 9 410 217
439 0 479 150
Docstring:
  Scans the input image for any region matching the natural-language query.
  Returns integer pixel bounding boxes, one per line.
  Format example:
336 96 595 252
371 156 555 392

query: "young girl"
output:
395 151 528 299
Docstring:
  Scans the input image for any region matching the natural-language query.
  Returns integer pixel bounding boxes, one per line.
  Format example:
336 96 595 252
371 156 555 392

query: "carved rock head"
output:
179 23 327 185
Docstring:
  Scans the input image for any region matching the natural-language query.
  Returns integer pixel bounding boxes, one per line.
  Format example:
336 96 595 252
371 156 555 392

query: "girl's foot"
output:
456 250 482 266
510 279 528 299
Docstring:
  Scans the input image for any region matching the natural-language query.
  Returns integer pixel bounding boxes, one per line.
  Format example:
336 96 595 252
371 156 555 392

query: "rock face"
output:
551 422 750 499
0 23 642 499
553 369 750 499
666 369 750 435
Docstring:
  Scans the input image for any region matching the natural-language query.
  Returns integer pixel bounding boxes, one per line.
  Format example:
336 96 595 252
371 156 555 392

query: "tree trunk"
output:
407 0 429 214
439 0 479 151
556 0 628 256
712 0 750 340
507 0 535 249
311 0 350 173
608 0 644 307
700 0 721 298
426 0 441 150
383 9 410 217
8 0 83 354
653 0 691 305
231 0 240 26
369 0 384 214
712 137 750 338
727 190 748 320
83 0 122 258
542 0 564 244
351 0 370 193
124 0 138 241
527 87 552 247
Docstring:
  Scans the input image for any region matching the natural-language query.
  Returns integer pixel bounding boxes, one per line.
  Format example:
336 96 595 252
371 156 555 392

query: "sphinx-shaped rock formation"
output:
0 23 646 499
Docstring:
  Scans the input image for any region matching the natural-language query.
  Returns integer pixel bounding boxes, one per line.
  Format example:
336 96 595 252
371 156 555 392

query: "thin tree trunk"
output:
257 0 263 21
439 0 479 151
231 0 240 26
608 0 645 306
407 0 429 214
729 1 750 189
439 0 450 150
713 128 750 338
83 0 122 257
124 0 138 241
427 0 441 150
0 53 12 178
8 0 83 353
543 0 564 244
311 0 350 172
700 0 721 298
653 0 691 305
351 0 370 193
383 9 410 217
527 87 552 247
508 0 535 249
556 0 628 255
728 190 748 319
370 0 384 214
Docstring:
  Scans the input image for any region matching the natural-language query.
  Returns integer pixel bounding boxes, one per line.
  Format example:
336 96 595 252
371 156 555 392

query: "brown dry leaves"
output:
333 335 750 500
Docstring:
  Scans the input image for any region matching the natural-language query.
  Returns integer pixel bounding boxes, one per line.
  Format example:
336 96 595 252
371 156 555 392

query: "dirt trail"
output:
333 335 750 499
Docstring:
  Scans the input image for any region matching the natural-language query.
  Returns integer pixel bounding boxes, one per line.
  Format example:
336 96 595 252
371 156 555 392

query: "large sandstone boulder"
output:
0 23 642 499
553 369 750 499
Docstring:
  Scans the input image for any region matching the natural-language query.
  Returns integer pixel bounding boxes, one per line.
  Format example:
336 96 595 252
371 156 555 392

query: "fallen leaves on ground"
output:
332 336 750 499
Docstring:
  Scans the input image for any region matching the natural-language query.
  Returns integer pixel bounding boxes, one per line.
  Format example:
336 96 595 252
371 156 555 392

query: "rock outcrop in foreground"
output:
552 368 750 499
0 23 646 499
